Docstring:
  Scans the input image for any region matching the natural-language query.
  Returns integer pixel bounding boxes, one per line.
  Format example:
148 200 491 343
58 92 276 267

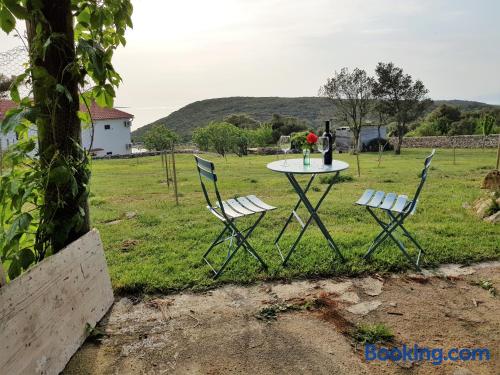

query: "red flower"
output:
306 132 318 145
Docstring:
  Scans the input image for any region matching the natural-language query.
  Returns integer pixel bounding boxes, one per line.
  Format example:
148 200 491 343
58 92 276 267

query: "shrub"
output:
143 125 178 151
192 121 248 157
247 124 274 147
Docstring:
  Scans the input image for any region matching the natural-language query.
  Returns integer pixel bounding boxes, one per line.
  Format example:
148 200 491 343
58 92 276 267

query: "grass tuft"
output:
354 323 394 344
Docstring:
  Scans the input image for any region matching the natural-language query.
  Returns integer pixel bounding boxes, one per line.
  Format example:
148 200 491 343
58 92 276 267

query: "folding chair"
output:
355 149 436 271
194 155 276 278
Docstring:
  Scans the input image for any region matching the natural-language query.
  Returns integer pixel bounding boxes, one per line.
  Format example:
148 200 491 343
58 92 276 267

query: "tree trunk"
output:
27 0 90 254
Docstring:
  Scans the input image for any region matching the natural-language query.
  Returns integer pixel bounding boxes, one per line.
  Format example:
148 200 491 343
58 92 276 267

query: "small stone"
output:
462 202 470 209
474 198 494 218
338 291 360 304
346 301 382 315
388 302 397 307
125 211 137 219
106 219 122 225
357 277 383 296
484 211 500 223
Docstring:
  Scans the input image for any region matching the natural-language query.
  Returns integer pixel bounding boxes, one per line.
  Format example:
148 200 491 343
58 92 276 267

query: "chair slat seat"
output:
356 189 375 205
246 195 276 211
217 202 244 219
391 195 408 213
236 196 266 212
226 198 256 215
367 191 385 208
207 206 226 221
379 193 397 210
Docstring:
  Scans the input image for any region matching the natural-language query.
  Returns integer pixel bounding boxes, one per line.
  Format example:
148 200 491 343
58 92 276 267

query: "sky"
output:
1 0 499 130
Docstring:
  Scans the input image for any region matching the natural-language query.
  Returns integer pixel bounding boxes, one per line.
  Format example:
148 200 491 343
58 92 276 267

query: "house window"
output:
104 124 111 130
106 152 112 155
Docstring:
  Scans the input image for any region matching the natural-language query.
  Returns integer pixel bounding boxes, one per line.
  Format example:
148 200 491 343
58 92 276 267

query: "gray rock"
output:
346 301 382 315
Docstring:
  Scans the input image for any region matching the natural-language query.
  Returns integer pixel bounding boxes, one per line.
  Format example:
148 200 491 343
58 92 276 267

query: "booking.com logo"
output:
365 344 491 365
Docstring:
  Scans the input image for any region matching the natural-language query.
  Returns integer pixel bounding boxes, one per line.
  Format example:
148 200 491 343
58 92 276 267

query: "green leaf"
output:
77 6 91 24
18 248 35 269
7 257 21 279
48 165 71 184
0 6 16 33
3 0 28 19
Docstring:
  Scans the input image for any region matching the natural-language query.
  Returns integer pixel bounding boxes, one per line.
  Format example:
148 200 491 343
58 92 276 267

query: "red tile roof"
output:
0 99 133 121
81 101 134 120
0 99 15 120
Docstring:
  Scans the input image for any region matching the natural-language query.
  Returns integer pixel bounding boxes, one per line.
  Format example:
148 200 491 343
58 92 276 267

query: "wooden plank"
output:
0 229 114 375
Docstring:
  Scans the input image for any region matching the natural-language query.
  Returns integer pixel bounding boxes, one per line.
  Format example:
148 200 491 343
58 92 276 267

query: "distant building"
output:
335 125 387 152
0 100 133 157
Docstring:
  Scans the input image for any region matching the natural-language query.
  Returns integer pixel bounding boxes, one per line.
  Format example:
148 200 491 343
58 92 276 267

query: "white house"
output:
0 100 133 157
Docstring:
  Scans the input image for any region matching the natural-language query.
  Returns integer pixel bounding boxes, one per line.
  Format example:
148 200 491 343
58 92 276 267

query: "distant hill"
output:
131 97 495 141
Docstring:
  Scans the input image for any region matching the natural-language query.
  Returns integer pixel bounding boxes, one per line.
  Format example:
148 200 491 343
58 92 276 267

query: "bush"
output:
246 124 274 147
192 121 248 157
448 119 476 135
269 114 309 143
143 125 178 151
224 113 260 129
290 131 309 151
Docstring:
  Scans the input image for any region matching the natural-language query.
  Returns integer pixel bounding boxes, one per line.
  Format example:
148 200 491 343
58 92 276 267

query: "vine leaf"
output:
8 257 21 280
0 6 16 33
19 248 35 269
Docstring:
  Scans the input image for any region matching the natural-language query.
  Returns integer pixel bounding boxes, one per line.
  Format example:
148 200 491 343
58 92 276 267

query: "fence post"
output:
171 143 179 205
165 151 170 188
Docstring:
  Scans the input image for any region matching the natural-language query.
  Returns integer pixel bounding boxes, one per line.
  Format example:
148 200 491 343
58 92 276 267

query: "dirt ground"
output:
64 262 500 375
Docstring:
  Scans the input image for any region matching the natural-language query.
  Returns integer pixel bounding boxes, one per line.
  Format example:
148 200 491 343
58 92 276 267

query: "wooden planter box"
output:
0 229 114 375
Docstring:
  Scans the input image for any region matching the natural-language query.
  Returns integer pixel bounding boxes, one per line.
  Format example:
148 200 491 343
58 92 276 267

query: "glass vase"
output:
303 149 311 166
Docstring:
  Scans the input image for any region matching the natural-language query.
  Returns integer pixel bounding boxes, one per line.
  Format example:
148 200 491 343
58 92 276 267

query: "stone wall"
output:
389 134 499 149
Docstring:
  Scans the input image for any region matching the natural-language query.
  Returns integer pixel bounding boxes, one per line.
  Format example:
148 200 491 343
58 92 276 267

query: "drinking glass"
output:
317 136 329 168
278 135 291 166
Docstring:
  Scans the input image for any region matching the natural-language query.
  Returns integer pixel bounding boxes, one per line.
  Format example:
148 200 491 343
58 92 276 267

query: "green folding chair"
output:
194 155 276 278
355 149 436 271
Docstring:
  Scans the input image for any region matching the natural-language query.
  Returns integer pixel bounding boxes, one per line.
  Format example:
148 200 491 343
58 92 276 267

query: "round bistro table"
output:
267 158 350 265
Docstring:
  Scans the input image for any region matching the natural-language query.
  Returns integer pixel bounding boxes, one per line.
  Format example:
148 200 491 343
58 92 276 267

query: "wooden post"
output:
355 153 361 177
171 142 179 205
165 151 170 187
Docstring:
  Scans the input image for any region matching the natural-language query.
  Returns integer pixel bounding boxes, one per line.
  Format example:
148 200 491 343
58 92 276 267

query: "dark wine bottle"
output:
323 120 333 165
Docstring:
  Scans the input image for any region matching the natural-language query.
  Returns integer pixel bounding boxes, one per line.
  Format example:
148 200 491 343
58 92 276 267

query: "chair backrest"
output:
408 149 436 213
194 155 224 210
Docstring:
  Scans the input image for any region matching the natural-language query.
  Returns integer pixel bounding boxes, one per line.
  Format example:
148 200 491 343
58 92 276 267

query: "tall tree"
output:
320 67 374 153
373 62 432 154
0 1 132 277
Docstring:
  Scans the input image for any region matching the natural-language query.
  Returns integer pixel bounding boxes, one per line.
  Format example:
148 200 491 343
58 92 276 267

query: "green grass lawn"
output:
89 149 499 294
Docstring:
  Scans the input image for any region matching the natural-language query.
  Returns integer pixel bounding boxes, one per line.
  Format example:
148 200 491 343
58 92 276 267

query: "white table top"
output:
267 158 350 174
